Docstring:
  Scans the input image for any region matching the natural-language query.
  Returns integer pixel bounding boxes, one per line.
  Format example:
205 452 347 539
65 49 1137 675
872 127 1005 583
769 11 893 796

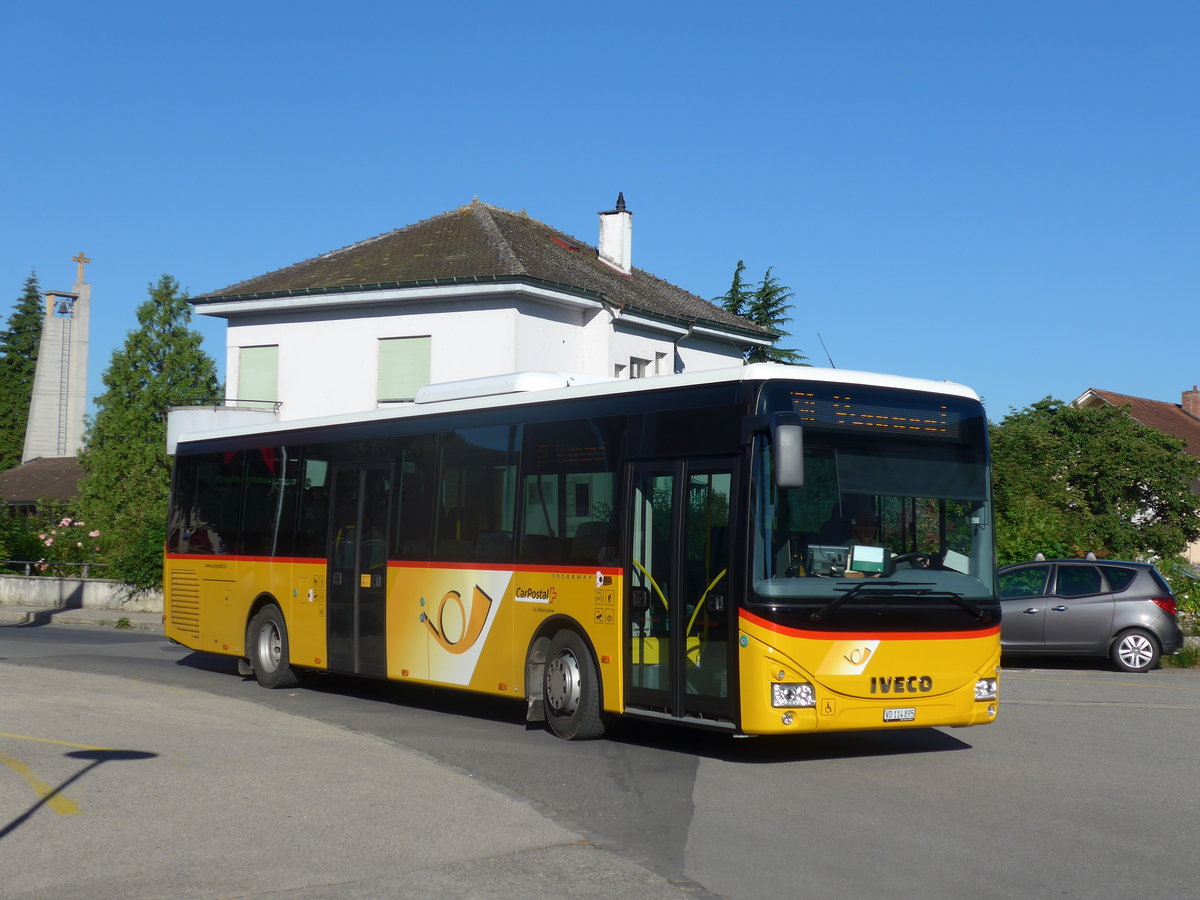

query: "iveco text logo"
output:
870 675 934 694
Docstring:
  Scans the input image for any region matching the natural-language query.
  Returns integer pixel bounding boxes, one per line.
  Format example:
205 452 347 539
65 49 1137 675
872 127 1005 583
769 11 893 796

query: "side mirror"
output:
773 414 804 488
741 412 804 487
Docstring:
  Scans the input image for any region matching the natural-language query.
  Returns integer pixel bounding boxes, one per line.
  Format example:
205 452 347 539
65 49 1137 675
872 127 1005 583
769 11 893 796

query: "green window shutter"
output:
238 345 278 410
378 336 431 402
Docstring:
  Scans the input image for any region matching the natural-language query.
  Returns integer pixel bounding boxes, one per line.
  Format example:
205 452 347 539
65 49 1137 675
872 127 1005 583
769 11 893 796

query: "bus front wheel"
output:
249 605 299 689
543 630 605 740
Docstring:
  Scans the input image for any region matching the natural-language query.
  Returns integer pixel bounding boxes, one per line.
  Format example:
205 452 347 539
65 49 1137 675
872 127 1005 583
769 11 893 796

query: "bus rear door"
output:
327 464 392 676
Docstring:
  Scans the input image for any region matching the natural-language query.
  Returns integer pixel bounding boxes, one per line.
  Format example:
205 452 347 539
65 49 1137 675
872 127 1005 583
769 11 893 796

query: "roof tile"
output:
1083 388 1200 458
194 202 772 338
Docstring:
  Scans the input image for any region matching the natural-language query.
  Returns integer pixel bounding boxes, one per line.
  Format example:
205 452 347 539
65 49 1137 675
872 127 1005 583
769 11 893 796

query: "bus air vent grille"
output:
168 570 201 638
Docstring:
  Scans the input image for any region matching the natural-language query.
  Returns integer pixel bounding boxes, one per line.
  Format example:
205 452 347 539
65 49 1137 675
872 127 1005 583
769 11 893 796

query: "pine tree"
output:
0 272 45 470
713 259 754 319
746 267 805 364
714 262 806 364
79 275 221 590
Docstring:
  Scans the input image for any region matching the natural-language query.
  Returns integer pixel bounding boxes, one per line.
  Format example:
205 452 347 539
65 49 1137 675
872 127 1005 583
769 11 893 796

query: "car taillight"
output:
1151 597 1177 616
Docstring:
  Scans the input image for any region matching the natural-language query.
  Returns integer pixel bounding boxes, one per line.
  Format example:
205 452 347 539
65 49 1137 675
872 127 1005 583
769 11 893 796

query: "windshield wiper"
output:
810 581 990 623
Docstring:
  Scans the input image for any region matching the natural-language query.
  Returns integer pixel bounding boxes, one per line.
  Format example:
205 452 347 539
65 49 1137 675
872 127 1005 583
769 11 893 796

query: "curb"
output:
0 605 163 632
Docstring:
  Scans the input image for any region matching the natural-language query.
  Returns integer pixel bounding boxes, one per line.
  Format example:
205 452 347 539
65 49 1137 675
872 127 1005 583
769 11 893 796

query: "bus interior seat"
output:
436 539 474 560
401 538 430 559
521 533 558 562
475 531 513 562
571 521 617 565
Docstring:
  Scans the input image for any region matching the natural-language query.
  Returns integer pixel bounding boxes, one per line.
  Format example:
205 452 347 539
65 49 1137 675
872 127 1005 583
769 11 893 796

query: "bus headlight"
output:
771 682 816 708
974 678 998 701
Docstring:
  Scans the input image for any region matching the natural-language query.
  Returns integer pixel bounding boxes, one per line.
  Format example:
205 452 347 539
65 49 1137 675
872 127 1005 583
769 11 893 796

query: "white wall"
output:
218 287 749 421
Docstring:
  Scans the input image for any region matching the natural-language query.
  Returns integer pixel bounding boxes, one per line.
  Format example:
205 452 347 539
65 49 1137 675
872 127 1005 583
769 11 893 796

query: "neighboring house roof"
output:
192 200 774 340
1073 388 1200 459
0 457 84 507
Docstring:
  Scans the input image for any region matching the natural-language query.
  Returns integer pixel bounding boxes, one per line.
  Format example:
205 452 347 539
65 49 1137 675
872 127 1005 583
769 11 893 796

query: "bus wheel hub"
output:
546 651 581 715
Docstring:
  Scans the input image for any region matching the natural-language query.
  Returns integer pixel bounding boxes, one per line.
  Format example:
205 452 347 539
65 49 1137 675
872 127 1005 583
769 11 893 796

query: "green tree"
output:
713 261 806 364
0 272 45 469
79 275 221 592
714 259 754 319
990 397 1200 564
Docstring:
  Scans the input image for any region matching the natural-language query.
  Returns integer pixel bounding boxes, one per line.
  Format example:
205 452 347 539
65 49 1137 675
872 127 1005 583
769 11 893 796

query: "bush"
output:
1 501 104 577
1153 555 1200 616
103 509 165 596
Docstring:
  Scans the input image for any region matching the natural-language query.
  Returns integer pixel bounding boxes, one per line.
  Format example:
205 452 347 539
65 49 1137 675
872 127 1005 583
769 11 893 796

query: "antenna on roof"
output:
817 332 836 368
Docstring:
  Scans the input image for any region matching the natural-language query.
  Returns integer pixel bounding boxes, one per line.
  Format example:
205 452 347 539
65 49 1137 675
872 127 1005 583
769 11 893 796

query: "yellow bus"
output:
164 364 999 739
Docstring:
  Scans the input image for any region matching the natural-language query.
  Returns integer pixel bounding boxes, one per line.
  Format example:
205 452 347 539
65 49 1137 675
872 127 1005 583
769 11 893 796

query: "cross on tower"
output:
72 251 91 284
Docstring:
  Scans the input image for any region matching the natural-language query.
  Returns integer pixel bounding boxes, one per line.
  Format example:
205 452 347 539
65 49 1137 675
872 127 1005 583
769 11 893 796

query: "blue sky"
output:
2 1 1196 420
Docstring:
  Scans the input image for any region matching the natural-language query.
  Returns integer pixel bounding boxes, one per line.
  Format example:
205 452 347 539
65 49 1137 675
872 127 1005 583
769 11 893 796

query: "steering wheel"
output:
890 552 931 570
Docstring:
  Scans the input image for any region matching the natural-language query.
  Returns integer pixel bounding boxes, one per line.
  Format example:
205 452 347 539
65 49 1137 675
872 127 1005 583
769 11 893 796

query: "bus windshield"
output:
751 383 995 605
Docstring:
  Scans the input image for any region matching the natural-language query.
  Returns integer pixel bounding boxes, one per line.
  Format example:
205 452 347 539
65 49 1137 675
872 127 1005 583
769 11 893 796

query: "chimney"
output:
1184 385 1200 419
598 192 632 275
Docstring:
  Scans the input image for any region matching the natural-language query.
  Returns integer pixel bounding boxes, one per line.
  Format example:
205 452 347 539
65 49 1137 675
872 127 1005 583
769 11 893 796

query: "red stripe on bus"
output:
165 553 325 565
166 552 619 577
738 608 999 641
386 560 620 576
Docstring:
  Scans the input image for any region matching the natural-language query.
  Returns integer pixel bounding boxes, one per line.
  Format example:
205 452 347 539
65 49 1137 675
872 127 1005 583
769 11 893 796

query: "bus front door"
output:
327 464 392 676
627 460 735 726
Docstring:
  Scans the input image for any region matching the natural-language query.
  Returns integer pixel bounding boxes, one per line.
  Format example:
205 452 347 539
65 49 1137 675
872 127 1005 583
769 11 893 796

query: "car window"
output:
1099 566 1137 593
999 565 1050 599
1055 566 1102 598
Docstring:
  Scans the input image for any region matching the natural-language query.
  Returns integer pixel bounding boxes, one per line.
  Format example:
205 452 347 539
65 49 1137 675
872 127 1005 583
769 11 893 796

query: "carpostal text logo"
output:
514 586 556 603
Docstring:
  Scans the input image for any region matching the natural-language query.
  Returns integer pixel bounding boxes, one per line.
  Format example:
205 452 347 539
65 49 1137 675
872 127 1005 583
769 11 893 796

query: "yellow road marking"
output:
0 731 112 750
0 751 81 816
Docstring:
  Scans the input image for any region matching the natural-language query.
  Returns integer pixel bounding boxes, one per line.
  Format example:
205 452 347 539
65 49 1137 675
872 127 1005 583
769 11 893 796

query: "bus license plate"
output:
884 707 916 722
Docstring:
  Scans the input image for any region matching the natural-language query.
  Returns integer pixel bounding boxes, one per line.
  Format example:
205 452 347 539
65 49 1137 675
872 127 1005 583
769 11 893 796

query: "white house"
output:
190 196 777 421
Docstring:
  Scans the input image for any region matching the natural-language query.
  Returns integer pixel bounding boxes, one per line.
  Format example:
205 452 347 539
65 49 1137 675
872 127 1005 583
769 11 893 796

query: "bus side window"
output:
435 427 516 562
169 451 242 555
294 453 332 559
240 447 285 557
394 435 436 561
519 417 622 567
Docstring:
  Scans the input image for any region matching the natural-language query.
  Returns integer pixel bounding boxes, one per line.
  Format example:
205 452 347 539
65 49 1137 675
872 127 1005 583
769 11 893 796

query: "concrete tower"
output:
22 252 91 462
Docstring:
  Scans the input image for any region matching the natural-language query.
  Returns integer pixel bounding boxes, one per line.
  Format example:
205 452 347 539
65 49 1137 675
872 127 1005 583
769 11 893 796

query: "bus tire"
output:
249 605 299 689
543 629 605 740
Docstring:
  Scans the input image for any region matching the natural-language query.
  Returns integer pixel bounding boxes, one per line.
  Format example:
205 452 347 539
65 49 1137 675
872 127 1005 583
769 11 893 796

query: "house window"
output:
629 357 650 379
378 336 432 403
238 346 278 410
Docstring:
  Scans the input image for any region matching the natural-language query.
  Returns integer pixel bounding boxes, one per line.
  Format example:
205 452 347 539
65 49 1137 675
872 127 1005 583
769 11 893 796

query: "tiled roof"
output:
0 457 84 506
1078 389 1200 459
193 201 774 339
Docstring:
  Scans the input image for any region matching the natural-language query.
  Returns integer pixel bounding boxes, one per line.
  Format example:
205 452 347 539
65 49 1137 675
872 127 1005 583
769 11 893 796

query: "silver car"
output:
998 558 1184 672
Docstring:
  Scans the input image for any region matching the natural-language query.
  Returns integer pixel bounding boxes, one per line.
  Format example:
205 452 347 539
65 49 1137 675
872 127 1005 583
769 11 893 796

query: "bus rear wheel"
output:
543 630 605 740
249 605 299 689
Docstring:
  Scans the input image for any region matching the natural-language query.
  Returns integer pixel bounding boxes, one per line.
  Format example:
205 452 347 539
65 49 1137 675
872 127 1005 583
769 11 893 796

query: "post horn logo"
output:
423 585 495 654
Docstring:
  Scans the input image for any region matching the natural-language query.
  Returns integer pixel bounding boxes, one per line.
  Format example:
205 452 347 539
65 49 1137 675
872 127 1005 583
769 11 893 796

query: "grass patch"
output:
1162 643 1200 669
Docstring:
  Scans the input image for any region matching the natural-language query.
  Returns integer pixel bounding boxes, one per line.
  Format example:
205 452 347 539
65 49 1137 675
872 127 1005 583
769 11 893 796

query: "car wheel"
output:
543 630 605 740
249 605 299 688
1110 628 1160 673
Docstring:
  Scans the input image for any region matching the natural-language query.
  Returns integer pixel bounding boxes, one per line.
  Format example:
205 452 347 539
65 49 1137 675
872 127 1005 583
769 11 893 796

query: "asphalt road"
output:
2 623 1198 899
